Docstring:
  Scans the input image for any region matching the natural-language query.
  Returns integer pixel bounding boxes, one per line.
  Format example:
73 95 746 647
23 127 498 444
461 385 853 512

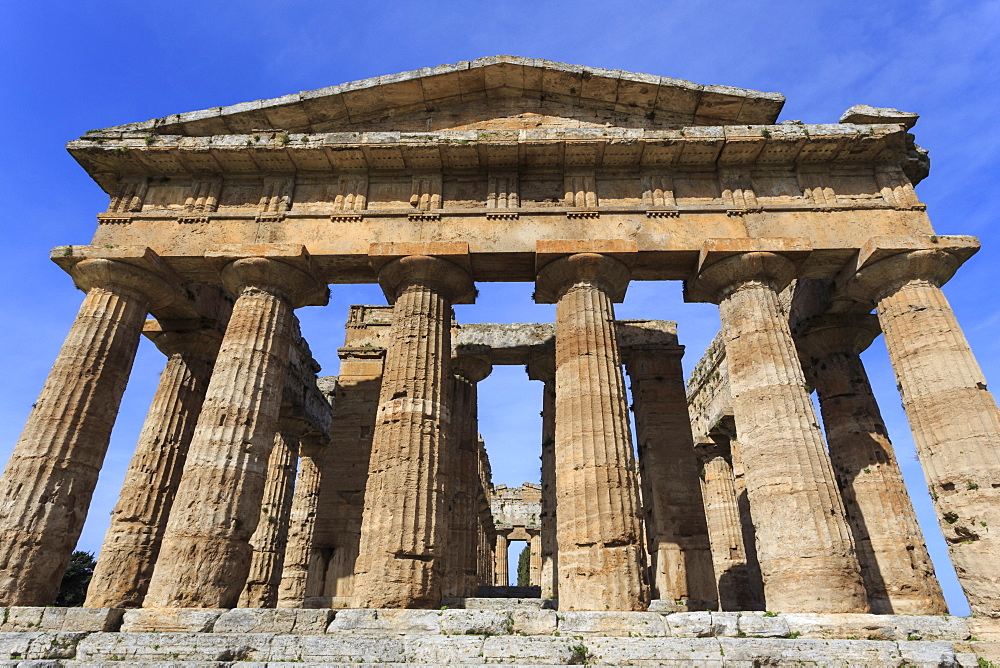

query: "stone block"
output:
213 608 333 634
75 631 266 662
587 637 725 665
782 613 970 641
439 610 511 636
60 607 124 632
719 637 903 666
664 611 714 637
738 611 791 638
0 632 86 661
711 611 740 637
0 608 44 631
265 634 406 663
462 597 555 610
954 641 1000 665
556 610 668 637
648 598 685 613
512 609 558 635
969 618 1000 641
896 640 960 666
482 635 580 664
406 635 487 664
325 608 442 634
120 608 224 633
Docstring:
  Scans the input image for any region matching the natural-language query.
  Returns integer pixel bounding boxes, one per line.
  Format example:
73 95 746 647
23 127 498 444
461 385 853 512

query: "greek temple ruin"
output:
0 56 999 665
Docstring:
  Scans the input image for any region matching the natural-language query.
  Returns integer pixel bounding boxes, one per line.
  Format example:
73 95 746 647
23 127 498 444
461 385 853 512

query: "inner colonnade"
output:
0 57 998 622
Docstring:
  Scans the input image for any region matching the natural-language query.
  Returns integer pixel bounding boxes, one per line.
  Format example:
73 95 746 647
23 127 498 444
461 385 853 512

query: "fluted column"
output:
86 326 220 608
0 256 175 605
689 251 868 613
797 314 946 614
494 535 509 586
239 418 305 608
847 249 1000 616
277 439 325 608
528 350 558 599
536 252 649 611
695 438 761 611
145 254 327 608
626 345 717 609
529 533 542 586
351 255 475 608
728 437 765 608
443 350 492 598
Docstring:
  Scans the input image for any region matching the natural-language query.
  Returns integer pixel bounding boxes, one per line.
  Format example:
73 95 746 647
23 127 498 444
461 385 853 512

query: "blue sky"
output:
1 1 997 613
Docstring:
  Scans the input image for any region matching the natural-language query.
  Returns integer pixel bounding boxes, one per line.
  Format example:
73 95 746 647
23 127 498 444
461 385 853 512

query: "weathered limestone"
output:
494 535 509 586
536 252 649 611
695 438 761 611
625 344 717 610
144 248 327 608
846 248 1000 617
688 247 868 613
351 254 475 608
796 314 947 615
239 419 304 608
527 350 559 599
278 438 326 608
86 322 222 608
442 349 492 598
0 252 176 606
529 533 543 587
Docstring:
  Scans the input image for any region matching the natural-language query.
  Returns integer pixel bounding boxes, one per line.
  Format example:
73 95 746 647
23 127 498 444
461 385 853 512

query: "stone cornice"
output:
68 124 912 193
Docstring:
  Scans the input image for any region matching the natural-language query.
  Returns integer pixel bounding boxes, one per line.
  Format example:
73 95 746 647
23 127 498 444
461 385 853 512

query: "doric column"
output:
144 252 327 608
443 350 492 598
86 326 221 608
797 314 947 614
0 255 175 606
625 345 717 610
536 253 649 611
277 439 325 608
527 349 558 599
688 250 868 613
494 534 509 586
351 255 475 608
695 437 761 611
846 249 1000 616
529 533 542 587
239 418 306 608
728 436 765 608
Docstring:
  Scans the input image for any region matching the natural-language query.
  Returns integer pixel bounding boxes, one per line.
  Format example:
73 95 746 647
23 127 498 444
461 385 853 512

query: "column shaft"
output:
539 376 558 599
442 374 477 598
627 347 717 609
693 251 867 613
277 451 323 607
0 258 167 606
540 253 649 611
874 267 1000 616
145 260 311 608
86 338 214 608
697 440 760 611
529 533 542 587
239 429 300 608
494 535 509 586
803 322 946 614
351 255 472 608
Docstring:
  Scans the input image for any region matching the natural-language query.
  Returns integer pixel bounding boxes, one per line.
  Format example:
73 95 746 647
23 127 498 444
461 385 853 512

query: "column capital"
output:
686 251 796 304
453 346 492 383
842 249 960 304
221 256 328 308
534 252 630 303
144 323 224 360
71 257 177 310
694 436 731 463
794 314 881 359
376 255 476 304
526 344 555 383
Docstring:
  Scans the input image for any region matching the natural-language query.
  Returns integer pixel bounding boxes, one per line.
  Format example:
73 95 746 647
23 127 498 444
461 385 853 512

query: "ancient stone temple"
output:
0 56 998 665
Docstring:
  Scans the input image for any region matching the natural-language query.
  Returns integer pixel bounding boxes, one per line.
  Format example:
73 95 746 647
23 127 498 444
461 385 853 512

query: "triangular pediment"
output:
93 56 785 137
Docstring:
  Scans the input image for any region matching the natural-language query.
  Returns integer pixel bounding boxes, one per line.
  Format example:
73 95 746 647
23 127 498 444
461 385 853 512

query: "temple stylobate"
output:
0 56 998 632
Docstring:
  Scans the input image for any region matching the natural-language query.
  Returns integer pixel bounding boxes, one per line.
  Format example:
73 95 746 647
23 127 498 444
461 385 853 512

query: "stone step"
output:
444 597 556 610
474 585 540 598
0 608 996 665
0 632 986 666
